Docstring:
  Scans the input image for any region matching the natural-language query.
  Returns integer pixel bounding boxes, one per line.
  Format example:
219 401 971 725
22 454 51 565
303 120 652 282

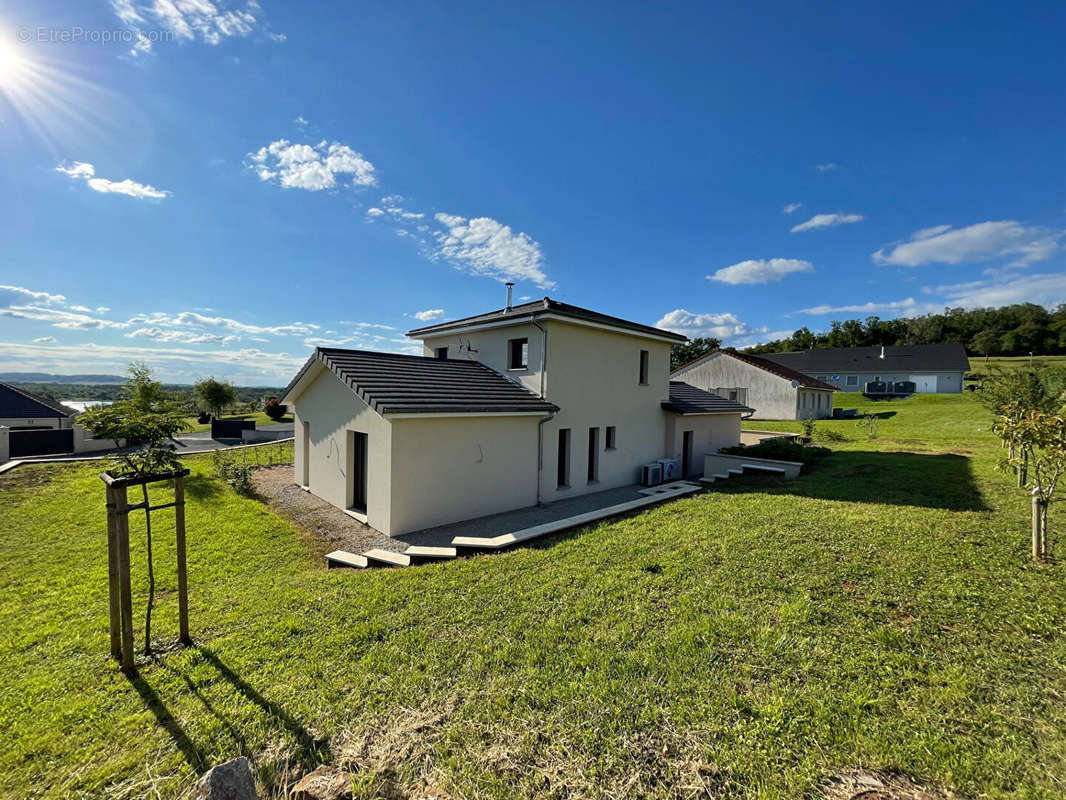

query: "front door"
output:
351 431 368 513
681 430 693 478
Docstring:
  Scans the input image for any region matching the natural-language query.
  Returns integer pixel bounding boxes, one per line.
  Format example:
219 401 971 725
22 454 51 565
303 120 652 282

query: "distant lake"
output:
61 400 113 412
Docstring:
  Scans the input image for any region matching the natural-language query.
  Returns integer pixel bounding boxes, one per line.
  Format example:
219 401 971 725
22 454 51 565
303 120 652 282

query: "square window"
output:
845 375 858 387
435 346 448 359
509 337 529 369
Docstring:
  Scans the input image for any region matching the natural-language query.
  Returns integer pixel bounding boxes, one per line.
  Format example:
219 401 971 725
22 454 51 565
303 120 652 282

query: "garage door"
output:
910 375 938 393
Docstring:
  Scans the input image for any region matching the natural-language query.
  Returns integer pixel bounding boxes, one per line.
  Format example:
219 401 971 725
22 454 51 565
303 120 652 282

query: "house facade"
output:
0 383 77 429
762 344 970 394
671 350 836 420
283 297 751 537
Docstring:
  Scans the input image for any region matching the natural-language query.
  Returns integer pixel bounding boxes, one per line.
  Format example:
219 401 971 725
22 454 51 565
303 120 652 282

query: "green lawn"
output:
969 355 1066 375
2 395 1065 799
181 410 294 433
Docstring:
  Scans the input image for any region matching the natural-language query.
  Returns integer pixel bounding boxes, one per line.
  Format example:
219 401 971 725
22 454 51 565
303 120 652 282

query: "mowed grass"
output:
2 395 1066 798
970 355 1066 374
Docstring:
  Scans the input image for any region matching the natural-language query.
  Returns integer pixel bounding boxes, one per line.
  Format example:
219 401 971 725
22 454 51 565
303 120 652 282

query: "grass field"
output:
180 410 294 433
1 394 1065 798
967 355 1066 375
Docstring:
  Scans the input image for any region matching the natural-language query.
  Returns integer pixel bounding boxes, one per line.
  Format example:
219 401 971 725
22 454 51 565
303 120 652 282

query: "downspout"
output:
533 317 550 504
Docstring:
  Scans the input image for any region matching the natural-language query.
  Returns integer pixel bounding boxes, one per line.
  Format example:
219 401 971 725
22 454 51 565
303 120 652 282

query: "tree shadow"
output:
195 647 331 769
719 450 987 511
183 474 221 500
125 668 207 773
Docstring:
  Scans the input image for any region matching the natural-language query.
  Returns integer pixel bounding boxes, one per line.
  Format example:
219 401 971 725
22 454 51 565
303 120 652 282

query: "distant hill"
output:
0 372 126 384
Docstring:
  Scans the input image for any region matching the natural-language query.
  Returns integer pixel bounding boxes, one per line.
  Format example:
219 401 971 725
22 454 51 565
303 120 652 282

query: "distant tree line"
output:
12 380 284 408
743 303 1066 357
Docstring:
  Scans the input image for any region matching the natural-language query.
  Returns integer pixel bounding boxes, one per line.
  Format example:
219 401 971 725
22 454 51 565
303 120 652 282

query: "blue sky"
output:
0 0 1063 384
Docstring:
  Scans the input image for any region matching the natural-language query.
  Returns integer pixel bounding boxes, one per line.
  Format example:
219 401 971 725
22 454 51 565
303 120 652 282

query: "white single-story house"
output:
282 295 752 537
761 344 970 394
0 383 77 429
671 349 836 420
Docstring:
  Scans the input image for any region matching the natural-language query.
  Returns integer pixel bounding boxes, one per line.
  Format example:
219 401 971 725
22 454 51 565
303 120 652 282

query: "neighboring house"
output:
0 383 77 429
762 344 970 394
671 349 836 420
282 295 752 537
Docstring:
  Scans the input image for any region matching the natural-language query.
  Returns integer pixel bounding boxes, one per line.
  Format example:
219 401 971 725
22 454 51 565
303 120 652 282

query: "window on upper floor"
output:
638 350 649 385
605 426 616 450
509 337 528 369
435 346 448 360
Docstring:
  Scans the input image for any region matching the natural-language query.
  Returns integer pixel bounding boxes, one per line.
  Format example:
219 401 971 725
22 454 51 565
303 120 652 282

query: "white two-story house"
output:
282 294 751 536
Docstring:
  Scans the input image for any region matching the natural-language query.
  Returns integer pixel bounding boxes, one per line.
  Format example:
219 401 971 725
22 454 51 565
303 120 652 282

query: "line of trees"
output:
743 303 1066 357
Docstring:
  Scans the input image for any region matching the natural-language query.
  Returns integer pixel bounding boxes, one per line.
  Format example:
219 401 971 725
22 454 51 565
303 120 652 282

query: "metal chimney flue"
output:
505 281 514 312
879 345 885 359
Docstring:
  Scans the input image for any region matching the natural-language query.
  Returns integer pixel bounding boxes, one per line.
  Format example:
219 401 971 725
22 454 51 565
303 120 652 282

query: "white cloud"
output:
793 297 935 316
127 327 238 345
0 339 304 383
68 305 92 313
815 163 838 172
112 0 262 54
873 220 1063 268
247 139 377 191
790 212 864 233
708 258 814 285
294 115 309 127
433 213 553 289
413 308 444 322
97 306 111 313
0 305 130 330
132 310 319 337
929 272 1066 309
32 336 57 344
782 203 803 214
654 309 766 342
56 161 169 199
0 285 66 307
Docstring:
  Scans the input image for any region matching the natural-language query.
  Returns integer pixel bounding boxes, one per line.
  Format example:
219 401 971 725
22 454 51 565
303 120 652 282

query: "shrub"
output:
800 418 816 442
720 439 830 469
212 450 255 496
263 397 287 420
858 414 879 439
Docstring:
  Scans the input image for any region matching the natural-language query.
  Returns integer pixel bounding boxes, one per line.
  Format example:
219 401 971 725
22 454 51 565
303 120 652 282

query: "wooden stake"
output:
115 486 135 670
105 486 121 660
174 475 190 645
1032 494 1045 562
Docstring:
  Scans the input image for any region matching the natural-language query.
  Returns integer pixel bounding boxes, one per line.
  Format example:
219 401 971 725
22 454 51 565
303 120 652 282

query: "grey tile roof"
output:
407 297 688 342
0 383 78 419
662 381 754 415
762 343 970 374
285 348 558 416
723 350 837 391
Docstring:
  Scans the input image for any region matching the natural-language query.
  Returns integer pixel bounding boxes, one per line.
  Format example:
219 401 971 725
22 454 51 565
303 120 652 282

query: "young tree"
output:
193 377 237 418
995 411 1066 560
670 337 721 371
263 396 287 420
80 363 190 654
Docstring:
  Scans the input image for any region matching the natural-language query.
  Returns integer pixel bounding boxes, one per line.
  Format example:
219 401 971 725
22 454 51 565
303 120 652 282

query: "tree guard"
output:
101 468 191 670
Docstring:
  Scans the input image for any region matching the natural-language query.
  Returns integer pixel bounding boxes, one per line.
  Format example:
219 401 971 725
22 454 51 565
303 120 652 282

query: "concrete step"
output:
740 463 786 473
403 545 458 559
325 550 368 569
727 468 744 475
364 548 411 567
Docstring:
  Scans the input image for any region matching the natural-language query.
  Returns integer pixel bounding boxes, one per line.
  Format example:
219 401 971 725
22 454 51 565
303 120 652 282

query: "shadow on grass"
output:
125 646 330 779
183 474 221 501
721 450 987 511
125 669 207 772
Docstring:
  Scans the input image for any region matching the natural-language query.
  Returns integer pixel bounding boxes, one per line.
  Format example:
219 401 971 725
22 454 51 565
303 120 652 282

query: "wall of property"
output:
388 415 541 535
0 416 69 430
673 353 804 419
292 366 393 534
420 320 545 398
538 320 673 501
664 412 742 478
816 371 964 394
796 389 834 420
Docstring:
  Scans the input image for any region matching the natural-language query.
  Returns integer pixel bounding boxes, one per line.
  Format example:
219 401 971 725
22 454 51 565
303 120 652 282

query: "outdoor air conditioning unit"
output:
657 458 679 481
640 462 663 486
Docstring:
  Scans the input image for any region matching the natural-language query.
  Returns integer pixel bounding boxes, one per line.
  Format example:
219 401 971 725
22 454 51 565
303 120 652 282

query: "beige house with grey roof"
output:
283 293 752 536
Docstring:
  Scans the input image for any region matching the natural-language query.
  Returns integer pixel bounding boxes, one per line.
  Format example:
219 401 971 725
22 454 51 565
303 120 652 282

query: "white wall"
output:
421 320 545 397
388 415 541 535
664 413 742 477
292 366 393 535
538 320 672 500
